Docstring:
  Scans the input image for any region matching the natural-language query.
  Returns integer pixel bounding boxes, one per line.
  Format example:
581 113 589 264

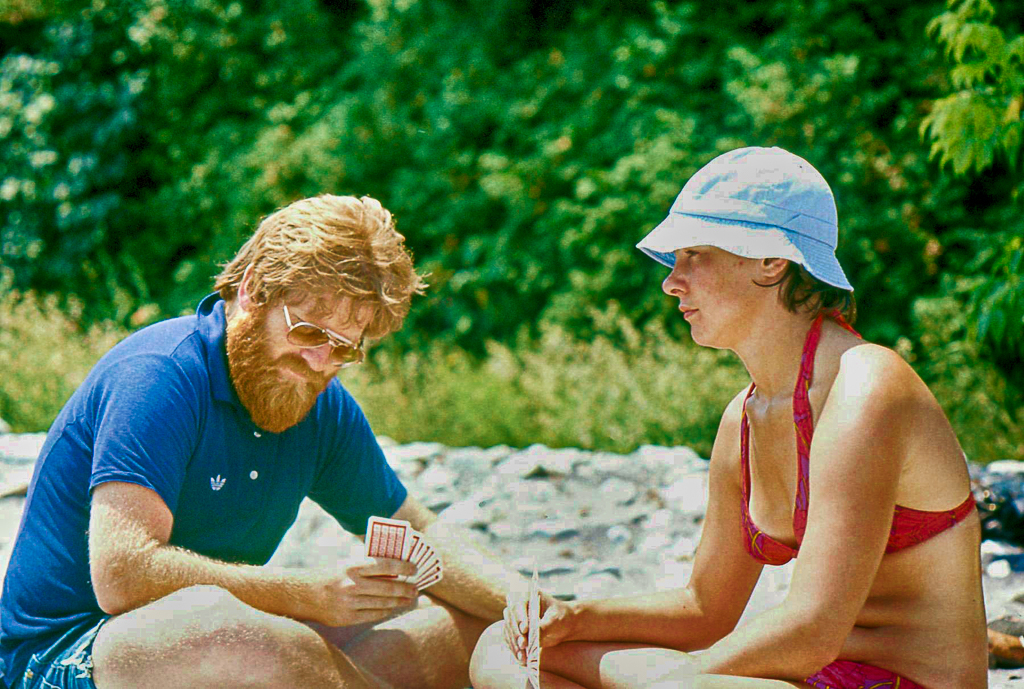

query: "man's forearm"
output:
95 539 312 620
421 520 521 620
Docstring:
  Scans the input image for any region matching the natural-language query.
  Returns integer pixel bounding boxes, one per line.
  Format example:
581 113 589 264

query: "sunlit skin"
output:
470 246 987 689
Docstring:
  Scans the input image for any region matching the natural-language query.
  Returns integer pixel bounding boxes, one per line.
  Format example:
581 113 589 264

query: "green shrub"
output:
902 286 1024 462
0 289 127 432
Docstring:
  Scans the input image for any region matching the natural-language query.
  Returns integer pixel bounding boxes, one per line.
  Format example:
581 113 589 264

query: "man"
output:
0 195 517 688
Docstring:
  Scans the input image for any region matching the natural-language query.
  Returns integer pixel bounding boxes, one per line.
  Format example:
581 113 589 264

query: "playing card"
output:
365 516 414 562
415 567 443 591
363 516 443 591
526 566 541 689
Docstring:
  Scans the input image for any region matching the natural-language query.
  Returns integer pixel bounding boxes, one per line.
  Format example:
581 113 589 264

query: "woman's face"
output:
661 246 764 349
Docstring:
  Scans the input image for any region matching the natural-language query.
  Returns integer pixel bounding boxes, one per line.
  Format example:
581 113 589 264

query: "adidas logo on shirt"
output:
210 475 226 491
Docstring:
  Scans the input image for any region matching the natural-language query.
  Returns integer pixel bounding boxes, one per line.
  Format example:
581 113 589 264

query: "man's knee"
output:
469 621 510 688
93 585 323 688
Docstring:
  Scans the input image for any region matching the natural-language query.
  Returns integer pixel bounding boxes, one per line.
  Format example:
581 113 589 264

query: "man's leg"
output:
316 594 493 689
469 621 814 689
91 585 392 689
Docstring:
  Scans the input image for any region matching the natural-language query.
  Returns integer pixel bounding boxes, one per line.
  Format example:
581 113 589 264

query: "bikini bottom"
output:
805 659 927 689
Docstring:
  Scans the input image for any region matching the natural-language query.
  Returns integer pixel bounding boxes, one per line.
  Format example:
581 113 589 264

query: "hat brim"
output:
637 213 853 291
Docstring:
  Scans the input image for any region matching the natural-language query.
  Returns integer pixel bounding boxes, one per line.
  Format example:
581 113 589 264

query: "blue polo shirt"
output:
0 294 407 684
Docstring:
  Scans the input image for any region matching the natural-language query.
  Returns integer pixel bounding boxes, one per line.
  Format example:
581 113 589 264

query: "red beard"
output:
225 305 335 433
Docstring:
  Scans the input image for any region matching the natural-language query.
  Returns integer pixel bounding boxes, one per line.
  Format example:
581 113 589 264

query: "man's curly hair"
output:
215 194 427 339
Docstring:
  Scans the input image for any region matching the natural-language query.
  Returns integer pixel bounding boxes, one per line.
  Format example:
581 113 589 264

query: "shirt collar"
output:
196 293 244 408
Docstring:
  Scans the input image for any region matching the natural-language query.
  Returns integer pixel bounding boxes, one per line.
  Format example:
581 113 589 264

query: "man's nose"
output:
299 344 333 372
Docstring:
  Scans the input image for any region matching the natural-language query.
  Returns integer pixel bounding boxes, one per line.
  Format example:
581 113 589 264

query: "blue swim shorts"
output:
11 617 108 689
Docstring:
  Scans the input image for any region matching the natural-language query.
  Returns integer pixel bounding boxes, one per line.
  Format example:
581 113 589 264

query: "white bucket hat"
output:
636 146 854 291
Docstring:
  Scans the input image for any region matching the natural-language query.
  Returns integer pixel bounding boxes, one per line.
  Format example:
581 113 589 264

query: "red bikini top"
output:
740 311 975 566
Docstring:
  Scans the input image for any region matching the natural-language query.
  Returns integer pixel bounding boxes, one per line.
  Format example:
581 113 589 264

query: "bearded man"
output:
0 195 518 689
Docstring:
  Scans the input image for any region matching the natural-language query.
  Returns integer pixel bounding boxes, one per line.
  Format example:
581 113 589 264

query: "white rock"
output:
986 460 1024 475
479 445 515 465
573 572 621 600
643 508 675 532
488 521 522 539
599 477 638 505
635 445 702 474
496 444 581 478
437 497 488 527
660 474 708 514
606 525 631 543
0 433 46 464
527 518 580 540
505 479 558 503
638 533 673 554
664 535 698 561
981 540 1022 556
589 453 629 475
987 559 1012 579
654 560 694 590
384 442 445 464
418 464 457 491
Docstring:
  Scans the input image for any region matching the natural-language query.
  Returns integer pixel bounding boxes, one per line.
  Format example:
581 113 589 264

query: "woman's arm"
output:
548 389 766 651
696 345 914 680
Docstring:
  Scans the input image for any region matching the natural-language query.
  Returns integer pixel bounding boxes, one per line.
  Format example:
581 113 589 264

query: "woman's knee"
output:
469 621 514 688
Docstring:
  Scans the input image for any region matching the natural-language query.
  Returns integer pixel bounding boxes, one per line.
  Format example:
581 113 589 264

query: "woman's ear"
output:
759 257 790 283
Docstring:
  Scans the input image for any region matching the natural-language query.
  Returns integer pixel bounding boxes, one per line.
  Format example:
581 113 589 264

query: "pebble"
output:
0 433 46 464
599 477 638 505
988 460 1024 475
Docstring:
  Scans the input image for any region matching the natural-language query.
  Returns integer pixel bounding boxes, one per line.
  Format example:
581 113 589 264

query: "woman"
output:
469 147 987 688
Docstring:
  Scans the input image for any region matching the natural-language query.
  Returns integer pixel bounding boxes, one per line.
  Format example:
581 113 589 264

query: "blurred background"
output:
0 0 1021 461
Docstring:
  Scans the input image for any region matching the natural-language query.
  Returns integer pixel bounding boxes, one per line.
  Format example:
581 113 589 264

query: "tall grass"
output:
0 290 128 432
341 312 749 457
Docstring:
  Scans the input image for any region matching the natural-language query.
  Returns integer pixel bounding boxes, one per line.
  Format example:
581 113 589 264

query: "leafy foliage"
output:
922 0 1024 174
2 0 1022 457
921 0 1024 380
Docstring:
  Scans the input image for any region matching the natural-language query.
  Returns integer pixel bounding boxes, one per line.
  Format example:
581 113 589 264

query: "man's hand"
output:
303 556 419 628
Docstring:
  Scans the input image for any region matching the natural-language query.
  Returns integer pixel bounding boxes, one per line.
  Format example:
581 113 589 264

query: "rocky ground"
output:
0 432 1022 687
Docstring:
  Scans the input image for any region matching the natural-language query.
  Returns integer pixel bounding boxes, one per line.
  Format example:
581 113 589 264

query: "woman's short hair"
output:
756 261 857 323
215 194 427 339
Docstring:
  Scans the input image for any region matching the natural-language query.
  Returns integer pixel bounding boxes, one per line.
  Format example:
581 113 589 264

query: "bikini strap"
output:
739 382 757 503
828 309 862 338
791 310 864 541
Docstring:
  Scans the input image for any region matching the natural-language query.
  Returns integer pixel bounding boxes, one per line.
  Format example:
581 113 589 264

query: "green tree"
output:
922 0 1024 376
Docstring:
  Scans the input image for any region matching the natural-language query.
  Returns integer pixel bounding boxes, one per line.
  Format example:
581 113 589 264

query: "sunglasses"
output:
282 305 365 368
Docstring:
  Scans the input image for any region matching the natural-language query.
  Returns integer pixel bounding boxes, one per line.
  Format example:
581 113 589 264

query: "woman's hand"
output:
503 590 576 665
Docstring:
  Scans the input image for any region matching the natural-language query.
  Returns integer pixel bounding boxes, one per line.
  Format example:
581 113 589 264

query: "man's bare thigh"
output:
311 594 490 689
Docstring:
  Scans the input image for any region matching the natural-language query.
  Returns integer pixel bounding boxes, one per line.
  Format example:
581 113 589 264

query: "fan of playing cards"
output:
506 564 542 688
364 516 443 591
525 566 541 689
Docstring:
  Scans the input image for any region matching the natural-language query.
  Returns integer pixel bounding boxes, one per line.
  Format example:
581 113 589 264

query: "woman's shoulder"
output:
819 341 934 445
720 384 753 430
833 342 923 402
707 385 753 473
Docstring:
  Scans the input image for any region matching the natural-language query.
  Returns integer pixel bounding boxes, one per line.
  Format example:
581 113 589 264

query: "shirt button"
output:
250 470 259 480
253 431 261 438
